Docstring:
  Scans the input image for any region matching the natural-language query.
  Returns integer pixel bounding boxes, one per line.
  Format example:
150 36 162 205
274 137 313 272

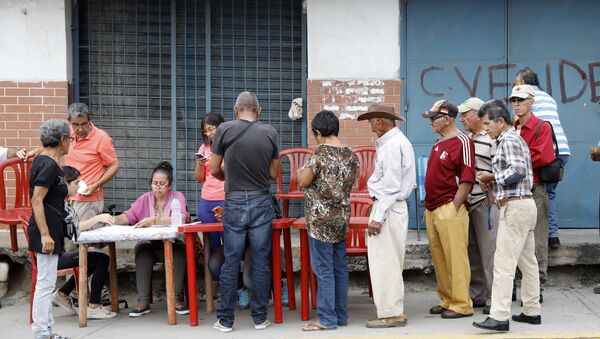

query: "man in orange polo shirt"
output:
64 103 119 225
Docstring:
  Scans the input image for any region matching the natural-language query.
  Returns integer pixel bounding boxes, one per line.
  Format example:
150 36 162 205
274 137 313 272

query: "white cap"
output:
457 97 485 114
510 85 535 99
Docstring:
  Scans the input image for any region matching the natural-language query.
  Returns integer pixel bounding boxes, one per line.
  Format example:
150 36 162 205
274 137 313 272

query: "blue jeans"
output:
308 236 348 328
216 193 274 327
197 199 224 251
546 155 569 238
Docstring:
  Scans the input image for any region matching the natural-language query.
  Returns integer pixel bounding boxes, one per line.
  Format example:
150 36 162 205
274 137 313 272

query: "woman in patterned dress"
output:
296 110 359 331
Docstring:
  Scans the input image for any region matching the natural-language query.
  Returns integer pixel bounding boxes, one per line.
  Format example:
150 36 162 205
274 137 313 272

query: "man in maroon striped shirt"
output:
422 100 476 319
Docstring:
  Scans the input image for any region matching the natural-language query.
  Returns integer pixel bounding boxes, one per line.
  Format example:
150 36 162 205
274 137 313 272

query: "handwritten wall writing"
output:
420 59 600 103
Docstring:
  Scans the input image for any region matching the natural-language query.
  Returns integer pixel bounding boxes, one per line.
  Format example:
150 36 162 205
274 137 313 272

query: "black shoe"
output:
472 301 486 308
549 237 560 249
429 305 447 314
128 305 151 317
482 305 490 315
175 306 190 315
473 317 509 332
512 313 541 325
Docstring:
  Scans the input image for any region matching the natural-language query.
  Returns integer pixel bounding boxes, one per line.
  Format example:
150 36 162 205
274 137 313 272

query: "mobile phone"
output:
195 152 205 159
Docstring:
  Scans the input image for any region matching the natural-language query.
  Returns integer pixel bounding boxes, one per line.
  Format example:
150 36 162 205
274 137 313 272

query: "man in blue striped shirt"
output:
514 68 570 249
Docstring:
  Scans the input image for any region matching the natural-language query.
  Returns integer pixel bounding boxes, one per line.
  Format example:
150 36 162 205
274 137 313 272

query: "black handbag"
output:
535 121 563 184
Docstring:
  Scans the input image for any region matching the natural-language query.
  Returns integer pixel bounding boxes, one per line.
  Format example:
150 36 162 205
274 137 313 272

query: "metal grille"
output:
76 0 304 216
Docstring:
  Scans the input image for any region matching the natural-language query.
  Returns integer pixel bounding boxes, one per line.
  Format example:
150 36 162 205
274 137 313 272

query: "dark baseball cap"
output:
421 100 458 119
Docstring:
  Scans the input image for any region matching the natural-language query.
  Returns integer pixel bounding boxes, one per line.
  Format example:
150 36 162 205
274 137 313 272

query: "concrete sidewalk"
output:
2 288 600 338
2 228 600 272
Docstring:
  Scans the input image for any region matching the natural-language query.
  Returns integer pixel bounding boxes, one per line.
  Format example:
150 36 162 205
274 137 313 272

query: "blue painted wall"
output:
404 0 600 228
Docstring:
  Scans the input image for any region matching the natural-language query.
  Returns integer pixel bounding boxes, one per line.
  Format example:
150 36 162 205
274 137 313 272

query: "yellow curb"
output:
288 333 600 339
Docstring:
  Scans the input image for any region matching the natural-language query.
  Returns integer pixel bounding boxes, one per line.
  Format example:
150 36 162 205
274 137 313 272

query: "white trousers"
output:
367 200 408 318
31 253 58 339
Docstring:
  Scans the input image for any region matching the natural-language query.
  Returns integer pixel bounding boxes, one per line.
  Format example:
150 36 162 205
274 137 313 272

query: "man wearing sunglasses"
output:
510 85 555 303
422 100 476 319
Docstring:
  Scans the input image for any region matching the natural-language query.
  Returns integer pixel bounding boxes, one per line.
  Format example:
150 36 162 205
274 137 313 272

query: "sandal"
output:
302 321 336 331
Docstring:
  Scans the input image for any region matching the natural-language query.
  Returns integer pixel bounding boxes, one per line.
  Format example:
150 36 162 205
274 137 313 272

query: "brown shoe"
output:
366 315 407 328
429 305 447 314
441 309 473 319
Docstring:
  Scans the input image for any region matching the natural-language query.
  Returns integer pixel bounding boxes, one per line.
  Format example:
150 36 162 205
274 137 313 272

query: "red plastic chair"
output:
277 148 313 217
347 197 373 296
352 146 376 194
0 158 33 251
20 218 80 324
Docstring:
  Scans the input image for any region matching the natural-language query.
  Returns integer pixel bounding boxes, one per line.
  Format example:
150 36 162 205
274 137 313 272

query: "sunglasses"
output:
510 97 527 103
429 114 448 123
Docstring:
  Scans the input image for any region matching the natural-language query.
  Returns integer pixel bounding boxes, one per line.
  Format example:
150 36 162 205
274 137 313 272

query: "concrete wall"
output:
306 0 402 148
307 0 401 80
0 0 68 82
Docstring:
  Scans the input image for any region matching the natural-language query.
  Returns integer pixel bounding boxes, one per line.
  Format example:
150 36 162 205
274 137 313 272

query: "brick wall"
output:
0 81 68 148
306 79 402 148
0 81 68 212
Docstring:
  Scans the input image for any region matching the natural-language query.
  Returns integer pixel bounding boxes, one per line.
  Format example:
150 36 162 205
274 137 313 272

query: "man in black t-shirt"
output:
210 92 280 332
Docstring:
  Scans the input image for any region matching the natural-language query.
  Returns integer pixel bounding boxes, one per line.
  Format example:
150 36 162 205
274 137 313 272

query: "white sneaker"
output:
213 320 233 333
254 319 271 330
52 291 76 315
87 306 117 320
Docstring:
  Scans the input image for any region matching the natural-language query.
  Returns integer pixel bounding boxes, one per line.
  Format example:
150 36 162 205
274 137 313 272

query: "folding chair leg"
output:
9 224 18 252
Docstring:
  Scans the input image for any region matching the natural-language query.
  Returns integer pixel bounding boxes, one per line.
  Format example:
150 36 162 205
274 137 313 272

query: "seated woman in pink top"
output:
113 161 190 317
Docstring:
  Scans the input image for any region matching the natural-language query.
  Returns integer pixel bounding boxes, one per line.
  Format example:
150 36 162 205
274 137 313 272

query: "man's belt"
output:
497 195 532 207
227 189 270 196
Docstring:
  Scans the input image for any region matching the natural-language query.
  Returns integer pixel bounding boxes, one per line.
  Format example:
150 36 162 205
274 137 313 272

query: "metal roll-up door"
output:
76 0 304 216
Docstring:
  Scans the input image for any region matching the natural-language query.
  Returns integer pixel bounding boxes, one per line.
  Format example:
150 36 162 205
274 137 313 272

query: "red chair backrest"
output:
347 197 373 250
0 157 33 211
353 146 376 192
277 148 313 195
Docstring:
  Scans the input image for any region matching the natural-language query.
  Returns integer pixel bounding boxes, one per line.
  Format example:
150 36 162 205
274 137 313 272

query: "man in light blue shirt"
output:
514 67 570 249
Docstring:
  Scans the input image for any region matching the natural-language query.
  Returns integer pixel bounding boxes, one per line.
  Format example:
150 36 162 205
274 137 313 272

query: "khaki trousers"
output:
367 200 408 318
467 198 499 305
425 202 473 315
490 198 541 321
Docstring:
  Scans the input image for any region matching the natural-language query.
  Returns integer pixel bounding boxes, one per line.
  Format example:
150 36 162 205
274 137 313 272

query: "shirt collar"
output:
514 113 539 131
497 126 513 142
375 127 400 147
